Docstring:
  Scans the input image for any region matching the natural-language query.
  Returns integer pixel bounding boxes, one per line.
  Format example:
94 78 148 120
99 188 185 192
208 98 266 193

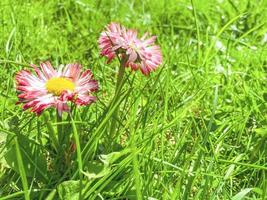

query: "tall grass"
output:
0 0 266 199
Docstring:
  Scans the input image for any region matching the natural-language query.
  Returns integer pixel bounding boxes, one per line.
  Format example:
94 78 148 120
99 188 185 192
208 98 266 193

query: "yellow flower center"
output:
46 77 75 96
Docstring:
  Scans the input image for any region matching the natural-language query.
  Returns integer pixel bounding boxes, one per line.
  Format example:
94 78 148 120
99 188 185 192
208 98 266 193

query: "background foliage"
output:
0 0 266 199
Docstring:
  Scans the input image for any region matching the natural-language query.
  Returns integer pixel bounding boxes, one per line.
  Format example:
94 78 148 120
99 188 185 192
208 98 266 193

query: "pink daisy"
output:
15 61 98 115
98 23 127 63
98 22 162 75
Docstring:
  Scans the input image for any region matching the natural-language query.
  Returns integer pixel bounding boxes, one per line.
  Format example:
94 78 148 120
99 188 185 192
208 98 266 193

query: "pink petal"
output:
40 61 57 79
128 51 138 63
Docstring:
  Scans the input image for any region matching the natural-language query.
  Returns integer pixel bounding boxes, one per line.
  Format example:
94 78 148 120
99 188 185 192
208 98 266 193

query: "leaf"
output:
224 164 235 180
224 154 243 180
232 188 253 200
82 161 110 180
123 188 138 200
0 128 7 167
255 126 267 137
57 180 80 200
4 134 48 182
252 187 262 195
45 189 57 200
99 149 130 167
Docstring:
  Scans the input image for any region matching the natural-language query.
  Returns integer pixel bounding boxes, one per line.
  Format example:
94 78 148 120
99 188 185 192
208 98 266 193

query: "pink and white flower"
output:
98 22 162 75
15 61 98 115
99 23 127 63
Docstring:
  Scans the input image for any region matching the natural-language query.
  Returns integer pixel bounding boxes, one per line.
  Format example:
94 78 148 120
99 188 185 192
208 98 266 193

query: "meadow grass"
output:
0 0 266 199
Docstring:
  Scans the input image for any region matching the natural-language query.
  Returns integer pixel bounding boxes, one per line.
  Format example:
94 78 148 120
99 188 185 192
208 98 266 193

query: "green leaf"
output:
99 149 130 167
255 126 267 137
4 134 48 181
82 151 126 180
0 128 7 167
82 161 110 180
232 188 253 200
14 137 30 200
45 189 57 200
57 180 80 200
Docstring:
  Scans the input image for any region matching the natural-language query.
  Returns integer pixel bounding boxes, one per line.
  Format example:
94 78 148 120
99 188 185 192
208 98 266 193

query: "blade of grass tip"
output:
15 137 30 200
70 115 83 200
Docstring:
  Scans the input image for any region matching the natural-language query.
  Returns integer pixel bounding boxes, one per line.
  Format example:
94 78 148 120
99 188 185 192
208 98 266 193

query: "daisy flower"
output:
98 23 127 63
98 22 162 75
15 61 98 115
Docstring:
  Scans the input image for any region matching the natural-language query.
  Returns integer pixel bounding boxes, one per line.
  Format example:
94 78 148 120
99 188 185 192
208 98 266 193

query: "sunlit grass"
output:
0 0 266 199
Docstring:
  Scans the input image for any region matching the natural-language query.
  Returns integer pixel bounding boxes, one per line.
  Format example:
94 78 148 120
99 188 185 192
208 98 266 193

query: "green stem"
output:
57 113 64 146
114 58 126 97
109 57 127 142
15 137 30 200
70 115 83 200
42 112 60 152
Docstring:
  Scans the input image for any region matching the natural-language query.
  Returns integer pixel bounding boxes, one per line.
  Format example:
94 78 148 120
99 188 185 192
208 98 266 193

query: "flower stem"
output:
57 113 64 146
70 115 83 200
109 56 127 143
114 58 126 97
42 112 60 152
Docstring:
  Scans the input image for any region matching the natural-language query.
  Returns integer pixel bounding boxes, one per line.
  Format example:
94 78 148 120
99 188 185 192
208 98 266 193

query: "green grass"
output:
0 0 267 199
